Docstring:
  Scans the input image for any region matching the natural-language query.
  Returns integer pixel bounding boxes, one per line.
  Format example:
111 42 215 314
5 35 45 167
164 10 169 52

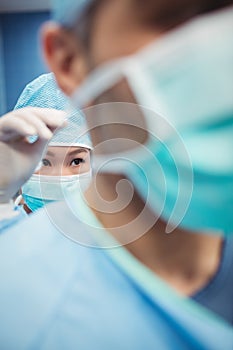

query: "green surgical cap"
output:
14 73 92 149
51 0 94 26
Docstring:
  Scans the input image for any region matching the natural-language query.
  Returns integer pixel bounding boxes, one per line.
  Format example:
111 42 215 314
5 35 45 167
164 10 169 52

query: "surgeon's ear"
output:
41 22 88 96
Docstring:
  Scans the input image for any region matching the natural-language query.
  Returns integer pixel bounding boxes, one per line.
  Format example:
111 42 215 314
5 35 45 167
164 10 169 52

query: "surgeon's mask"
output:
70 7 233 234
22 171 92 212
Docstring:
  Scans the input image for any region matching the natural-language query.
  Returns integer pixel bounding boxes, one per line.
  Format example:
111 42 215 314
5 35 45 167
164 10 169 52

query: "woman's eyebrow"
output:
68 149 88 156
46 151 55 157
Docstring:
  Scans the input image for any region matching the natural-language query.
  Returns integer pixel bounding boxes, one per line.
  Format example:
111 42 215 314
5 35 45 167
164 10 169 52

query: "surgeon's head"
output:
41 1 233 234
14 73 92 213
43 0 233 96
42 0 233 151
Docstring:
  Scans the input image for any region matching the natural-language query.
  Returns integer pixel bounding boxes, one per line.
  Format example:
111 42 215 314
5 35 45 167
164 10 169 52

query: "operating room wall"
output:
0 12 50 114
0 21 6 115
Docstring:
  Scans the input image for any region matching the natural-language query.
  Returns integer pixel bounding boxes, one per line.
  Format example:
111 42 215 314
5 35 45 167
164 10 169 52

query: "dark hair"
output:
133 0 233 30
70 0 232 47
68 0 103 47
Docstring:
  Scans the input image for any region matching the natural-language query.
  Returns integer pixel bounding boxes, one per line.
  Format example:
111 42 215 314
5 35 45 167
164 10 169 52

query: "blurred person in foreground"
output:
0 0 232 349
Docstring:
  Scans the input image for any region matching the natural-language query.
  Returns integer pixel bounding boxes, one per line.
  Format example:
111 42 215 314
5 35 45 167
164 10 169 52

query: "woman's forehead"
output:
46 146 89 156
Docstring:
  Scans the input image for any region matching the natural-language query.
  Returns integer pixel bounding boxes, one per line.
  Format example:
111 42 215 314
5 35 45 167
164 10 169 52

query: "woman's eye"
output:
70 158 84 166
42 159 51 167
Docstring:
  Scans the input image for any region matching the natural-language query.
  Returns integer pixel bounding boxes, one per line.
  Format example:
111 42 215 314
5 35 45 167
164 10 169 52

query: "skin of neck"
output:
85 172 223 296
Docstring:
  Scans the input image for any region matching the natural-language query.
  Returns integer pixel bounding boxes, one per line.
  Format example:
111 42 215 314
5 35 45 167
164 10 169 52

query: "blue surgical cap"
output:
14 73 92 149
15 73 68 111
51 0 94 26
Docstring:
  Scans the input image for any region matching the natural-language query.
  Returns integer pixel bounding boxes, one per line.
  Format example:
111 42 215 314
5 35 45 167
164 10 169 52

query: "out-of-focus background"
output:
0 0 51 114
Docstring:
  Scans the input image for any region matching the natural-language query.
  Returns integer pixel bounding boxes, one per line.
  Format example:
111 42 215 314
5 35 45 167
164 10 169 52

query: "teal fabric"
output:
21 193 54 212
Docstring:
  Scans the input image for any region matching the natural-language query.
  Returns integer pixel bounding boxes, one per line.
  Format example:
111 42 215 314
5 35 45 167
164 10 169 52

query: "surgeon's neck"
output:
85 173 223 296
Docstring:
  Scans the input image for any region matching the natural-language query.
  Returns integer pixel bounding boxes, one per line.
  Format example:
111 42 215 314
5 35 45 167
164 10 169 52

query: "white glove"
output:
0 107 66 203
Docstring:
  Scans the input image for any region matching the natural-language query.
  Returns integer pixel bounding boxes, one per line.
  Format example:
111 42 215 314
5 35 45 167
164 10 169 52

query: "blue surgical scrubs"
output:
192 237 233 324
0 198 232 350
0 205 27 232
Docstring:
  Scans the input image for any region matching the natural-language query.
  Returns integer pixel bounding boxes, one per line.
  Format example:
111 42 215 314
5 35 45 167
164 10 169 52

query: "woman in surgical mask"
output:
13 73 92 214
19 145 92 214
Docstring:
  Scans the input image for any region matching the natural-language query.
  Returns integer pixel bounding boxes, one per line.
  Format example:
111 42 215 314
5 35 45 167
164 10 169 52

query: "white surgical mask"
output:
71 7 233 234
22 171 92 212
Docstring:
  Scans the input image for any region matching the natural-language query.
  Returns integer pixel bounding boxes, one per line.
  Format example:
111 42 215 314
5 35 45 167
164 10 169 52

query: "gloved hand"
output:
0 107 66 203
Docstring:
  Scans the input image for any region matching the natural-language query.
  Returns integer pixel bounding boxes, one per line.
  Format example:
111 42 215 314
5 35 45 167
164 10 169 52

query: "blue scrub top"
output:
0 200 232 350
192 237 233 324
0 205 27 232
